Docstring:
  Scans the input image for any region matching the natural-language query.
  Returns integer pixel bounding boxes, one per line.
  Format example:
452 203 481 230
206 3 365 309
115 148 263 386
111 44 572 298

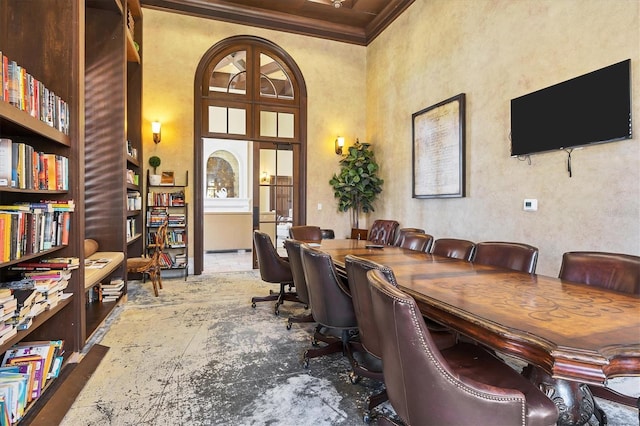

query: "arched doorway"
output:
193 36 307 275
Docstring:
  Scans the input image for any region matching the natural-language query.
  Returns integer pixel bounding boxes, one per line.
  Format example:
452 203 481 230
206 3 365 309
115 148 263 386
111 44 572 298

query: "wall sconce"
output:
260 171 269 184
152 121 162 144
335 136 345 155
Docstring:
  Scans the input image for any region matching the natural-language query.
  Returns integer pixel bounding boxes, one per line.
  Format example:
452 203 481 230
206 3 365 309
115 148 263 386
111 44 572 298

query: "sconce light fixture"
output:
335 136 345 155
260 171 269 184
152 121 162 144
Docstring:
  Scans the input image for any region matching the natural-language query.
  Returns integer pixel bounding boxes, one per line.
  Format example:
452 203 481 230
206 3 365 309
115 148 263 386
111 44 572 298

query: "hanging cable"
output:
565 149 573 177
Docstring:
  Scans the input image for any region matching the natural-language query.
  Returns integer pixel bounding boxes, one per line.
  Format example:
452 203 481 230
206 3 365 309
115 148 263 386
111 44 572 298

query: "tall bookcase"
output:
146 171 188 280
85 0 143 339
0 0 84 419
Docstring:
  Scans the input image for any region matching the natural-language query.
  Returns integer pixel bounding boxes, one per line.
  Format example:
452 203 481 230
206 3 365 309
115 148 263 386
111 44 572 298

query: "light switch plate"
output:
523 199 538 211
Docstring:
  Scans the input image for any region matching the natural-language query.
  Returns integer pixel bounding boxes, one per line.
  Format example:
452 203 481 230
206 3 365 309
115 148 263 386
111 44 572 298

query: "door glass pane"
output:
278 112 294 138
259 53 294 100
228 108 246 134
258 146 293 248
210 50 247 94
260 111 277 137
208 106 246 135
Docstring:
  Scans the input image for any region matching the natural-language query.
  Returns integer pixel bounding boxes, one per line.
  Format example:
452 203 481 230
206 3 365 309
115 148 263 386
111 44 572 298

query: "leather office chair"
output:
431 238 476 260
367 269 559 426
393 227 425 246
252 230 299 315
126 221 167 297
398 232 433 252
558 251 640 423
368 220 399 245
300 245 359 369
283 239 313 328
473 241 539 273
345 255 456 422
320 229 335 239
559 251 640 294
289 225 322 243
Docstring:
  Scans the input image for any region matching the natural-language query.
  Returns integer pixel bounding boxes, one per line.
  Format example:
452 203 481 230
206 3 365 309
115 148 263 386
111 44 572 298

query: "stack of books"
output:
0 340 64 423
100 279 124 302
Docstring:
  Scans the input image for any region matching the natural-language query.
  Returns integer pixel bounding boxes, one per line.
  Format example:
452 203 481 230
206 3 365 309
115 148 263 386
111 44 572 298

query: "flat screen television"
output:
510 59 632 156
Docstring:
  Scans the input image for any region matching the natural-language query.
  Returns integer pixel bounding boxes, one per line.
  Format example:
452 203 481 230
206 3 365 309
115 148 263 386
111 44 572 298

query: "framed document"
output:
412 93 466 198
160 171 175 185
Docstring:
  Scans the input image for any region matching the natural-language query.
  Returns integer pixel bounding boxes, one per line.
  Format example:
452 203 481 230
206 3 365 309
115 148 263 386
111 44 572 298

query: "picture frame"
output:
160 171 175 186
412 93 466 198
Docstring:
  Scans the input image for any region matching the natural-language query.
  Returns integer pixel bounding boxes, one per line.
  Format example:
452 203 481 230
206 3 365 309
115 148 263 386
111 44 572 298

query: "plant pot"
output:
149 174 161 185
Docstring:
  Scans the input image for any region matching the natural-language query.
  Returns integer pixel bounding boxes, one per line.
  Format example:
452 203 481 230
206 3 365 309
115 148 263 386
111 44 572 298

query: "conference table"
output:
314 239 640 425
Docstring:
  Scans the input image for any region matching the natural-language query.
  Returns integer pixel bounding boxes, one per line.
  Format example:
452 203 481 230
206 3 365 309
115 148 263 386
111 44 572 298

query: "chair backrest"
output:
150 222 168 262
431 238 476 261
344 255 397 358
399 232 433 252
283 239 310 304
394 227 425 246
289 225 322 242
473 241 538 273
368 220 400 245
300 245 357 329
559 251 640 294
253 230 292 284
367 269 528 426
320 229 335 239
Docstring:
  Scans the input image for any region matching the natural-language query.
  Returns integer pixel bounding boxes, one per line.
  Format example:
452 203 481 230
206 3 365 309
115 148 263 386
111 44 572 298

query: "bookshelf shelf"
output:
146 172 188 280
0 102 71 147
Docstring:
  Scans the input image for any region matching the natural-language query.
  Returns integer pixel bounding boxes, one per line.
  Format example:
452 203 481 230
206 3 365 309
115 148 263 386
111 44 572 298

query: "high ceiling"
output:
140 0 415 45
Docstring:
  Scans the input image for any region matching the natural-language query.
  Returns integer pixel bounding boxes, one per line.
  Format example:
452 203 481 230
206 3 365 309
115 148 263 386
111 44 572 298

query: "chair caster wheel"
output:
349 371 361 384
311 338 319 347
251 302 256 308
286 322 292 330
303 351 310 369
363 412 372 423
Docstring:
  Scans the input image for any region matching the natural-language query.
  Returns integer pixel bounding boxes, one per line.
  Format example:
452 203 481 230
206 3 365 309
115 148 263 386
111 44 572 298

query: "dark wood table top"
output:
317 239 640 385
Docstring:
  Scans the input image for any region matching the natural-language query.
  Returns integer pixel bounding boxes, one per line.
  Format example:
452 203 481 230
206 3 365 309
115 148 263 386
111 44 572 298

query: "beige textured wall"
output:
366 0 640 275
143 1 639 276
141 9 367 252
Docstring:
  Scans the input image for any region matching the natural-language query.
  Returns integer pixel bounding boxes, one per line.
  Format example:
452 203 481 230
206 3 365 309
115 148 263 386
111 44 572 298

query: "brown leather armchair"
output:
393 227 425 246
289 225 322 243
252 230 299 315
559 251 640 294
558 251 640 423
345 255 456 422
431 238 475 260
368 220 399 245
283 239 313 328
367 269 559 426
300 245 359 368
398 232 433 252
473 241 539 273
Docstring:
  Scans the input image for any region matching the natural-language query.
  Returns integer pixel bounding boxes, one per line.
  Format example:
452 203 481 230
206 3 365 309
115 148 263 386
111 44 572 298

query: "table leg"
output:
523 365 604 426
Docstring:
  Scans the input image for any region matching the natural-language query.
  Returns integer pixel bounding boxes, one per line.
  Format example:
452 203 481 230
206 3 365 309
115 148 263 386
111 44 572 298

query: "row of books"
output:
127 191 142 211
0 202 74 263
0 340 64 424
146 208 169 227
126 218 137 241
166 229 186 247
0 139 69 190
158 252 186 269
0 52 70 135
147 191 185 207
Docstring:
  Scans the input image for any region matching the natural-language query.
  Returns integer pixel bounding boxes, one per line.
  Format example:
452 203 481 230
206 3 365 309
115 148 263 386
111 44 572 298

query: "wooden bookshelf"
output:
0 0 84 421
84 0 143 341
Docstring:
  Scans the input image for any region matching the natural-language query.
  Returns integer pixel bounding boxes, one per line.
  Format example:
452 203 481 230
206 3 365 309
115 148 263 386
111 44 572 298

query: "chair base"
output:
251 281 299 315
286 311 313 330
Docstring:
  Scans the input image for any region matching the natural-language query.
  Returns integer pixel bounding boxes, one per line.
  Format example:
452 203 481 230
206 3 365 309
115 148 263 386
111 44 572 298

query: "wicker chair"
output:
126 221 167 297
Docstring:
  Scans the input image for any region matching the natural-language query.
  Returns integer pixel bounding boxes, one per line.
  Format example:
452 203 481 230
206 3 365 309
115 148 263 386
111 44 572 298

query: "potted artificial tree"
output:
148 156 162 185
329 139 384 238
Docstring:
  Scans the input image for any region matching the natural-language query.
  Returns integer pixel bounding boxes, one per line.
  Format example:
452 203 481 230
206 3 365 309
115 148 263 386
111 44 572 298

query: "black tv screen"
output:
510 59 632 156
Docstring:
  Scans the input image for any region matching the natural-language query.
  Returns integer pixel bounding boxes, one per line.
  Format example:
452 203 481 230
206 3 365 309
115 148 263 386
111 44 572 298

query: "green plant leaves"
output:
329 140 383 228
